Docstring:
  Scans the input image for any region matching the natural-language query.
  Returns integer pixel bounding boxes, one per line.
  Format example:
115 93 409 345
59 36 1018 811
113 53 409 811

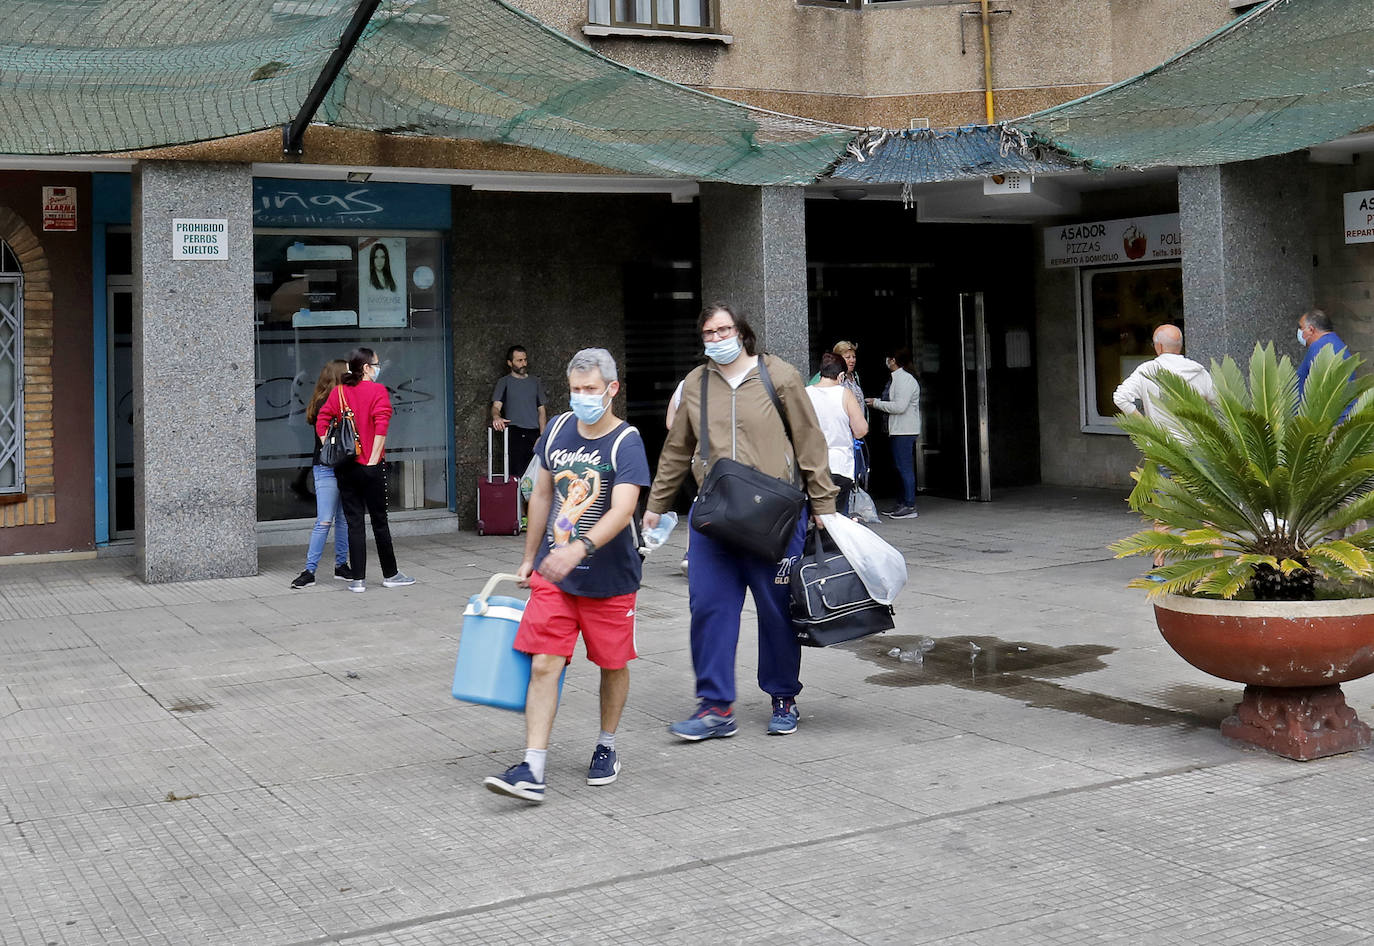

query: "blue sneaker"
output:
586 745 620 785
669 704 737 741
483 762 545 802
767 698 800 735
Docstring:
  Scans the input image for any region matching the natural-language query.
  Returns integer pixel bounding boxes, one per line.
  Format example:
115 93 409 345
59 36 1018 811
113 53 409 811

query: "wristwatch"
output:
576 535 597 557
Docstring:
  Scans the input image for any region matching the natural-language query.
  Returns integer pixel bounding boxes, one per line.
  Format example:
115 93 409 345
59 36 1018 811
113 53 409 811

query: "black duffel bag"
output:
791 527 894 647
691 356 807 562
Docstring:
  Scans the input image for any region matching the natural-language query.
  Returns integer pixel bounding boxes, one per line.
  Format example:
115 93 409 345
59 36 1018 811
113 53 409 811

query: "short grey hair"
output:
1303 308 1334 333
566 347 618 384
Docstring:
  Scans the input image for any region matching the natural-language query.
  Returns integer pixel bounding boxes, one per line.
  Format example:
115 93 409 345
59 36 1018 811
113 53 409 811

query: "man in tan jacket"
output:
644 303 837 740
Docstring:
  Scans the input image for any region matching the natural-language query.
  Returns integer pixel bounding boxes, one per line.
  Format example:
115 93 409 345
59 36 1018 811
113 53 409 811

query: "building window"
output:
0 241 22 493
1079 263 1183 433
589 0 717 31
252 231 451 522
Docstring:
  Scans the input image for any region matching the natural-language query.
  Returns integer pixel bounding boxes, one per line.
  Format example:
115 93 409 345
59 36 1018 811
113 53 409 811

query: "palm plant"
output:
1111 342 1374 600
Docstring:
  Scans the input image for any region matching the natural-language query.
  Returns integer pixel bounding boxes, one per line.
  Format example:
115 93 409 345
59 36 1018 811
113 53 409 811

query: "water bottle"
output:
641 511 679 552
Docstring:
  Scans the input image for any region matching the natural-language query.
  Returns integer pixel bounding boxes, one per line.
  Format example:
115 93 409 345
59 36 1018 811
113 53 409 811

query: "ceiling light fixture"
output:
346 170 372 183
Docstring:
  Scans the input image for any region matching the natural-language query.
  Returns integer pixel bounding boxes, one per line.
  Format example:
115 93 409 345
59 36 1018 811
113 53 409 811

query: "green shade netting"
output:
1016 0 1374 169
0 0 856 185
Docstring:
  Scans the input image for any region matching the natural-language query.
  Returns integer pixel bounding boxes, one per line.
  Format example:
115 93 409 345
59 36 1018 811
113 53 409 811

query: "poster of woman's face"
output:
358 237 407 327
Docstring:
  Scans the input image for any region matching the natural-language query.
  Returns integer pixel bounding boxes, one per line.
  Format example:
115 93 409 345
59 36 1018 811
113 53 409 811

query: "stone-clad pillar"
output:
1178 154 1314 367
699 184 810 372
133 161 256 582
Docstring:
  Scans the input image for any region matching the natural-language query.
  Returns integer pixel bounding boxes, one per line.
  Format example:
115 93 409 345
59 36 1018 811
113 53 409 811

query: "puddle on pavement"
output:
845 634 1215 728
165 698 215 714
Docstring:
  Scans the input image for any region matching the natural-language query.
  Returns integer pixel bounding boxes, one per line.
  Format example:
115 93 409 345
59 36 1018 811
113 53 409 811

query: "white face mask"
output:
369 364 382 381
1297 328 1307 347
704 336 743 365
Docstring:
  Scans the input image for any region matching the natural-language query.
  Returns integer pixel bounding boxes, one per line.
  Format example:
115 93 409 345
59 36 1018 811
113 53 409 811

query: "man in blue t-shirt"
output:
483 348 650 804
1297 308 1353 399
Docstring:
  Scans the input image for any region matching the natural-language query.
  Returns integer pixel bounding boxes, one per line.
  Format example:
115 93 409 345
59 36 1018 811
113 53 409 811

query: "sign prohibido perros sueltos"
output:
172 218 228 260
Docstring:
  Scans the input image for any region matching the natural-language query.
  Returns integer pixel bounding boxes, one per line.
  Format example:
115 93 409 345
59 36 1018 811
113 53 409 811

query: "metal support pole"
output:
282 0 383 156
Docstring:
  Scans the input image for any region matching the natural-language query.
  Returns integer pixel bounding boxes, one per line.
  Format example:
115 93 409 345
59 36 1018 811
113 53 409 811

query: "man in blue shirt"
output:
1297 308 1353 401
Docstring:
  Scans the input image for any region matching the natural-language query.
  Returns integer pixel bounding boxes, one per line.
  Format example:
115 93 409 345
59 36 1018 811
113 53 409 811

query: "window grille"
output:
589 0 717 32
0 240 22 493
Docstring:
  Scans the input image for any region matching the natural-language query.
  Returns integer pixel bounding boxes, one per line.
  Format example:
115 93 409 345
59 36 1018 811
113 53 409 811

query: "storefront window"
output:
1080 263 1184 433
253 231 450 521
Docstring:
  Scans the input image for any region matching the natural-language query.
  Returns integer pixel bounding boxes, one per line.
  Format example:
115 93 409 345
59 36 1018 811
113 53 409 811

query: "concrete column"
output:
699 184 809 372
133 161 256 582
1178 154 1314 367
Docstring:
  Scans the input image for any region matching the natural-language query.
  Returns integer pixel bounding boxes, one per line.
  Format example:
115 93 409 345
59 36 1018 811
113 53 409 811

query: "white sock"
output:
523 748 547 782
598 730 616 750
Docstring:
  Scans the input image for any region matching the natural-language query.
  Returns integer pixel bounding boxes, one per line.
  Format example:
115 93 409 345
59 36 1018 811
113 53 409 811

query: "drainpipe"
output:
980 0 995 123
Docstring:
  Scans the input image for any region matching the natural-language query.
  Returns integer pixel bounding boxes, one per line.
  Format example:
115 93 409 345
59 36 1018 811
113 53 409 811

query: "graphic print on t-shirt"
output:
549 452 604 547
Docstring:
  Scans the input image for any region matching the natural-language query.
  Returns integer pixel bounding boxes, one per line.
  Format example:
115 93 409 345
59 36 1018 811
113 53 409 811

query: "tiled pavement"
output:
3 486 1373 945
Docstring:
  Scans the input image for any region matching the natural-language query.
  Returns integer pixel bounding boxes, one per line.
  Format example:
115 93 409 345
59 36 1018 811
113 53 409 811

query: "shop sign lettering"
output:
1043 213 1181 268
252 179 452 229
1342 191 1374 244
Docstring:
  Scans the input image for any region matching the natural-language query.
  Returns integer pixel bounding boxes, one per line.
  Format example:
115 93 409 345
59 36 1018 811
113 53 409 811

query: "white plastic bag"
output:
849 486 880 525
817 513 908 605
518 454 541 502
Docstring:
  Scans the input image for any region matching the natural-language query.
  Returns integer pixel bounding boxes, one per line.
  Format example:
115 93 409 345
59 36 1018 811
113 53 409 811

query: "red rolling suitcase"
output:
477 428 522 536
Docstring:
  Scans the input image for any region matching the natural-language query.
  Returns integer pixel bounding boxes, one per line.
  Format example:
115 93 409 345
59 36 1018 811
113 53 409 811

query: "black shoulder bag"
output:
319 386 361 468
691 356 809 561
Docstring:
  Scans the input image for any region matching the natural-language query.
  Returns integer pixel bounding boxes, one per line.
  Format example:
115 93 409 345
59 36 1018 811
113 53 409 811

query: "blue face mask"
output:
704 336 742 364
570 389 610 424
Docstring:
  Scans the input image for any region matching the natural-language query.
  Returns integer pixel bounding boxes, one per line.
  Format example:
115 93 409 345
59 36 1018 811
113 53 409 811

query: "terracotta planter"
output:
1153 594 1374 760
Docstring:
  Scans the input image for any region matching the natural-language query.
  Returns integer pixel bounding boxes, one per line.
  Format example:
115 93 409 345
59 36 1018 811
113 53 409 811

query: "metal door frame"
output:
957 291 991 501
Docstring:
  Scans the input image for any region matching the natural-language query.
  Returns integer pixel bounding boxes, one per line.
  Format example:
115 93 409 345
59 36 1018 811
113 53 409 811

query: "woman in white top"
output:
806 353 869 515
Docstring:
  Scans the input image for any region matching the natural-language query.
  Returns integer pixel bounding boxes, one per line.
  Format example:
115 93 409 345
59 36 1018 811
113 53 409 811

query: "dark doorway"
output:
806 201 1039 503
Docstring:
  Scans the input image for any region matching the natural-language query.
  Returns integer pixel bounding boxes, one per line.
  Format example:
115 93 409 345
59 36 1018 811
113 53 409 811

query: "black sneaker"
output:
290 570 316 589
333 563 353 581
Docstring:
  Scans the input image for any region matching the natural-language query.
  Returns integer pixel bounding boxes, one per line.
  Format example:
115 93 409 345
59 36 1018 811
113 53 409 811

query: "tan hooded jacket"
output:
647 354 839 516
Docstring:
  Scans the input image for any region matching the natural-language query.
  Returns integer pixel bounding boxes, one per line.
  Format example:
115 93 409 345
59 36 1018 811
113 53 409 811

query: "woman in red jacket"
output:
315 347 416 593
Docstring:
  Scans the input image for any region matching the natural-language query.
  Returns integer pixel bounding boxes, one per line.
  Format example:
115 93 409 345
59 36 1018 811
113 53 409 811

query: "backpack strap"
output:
542 412 575 466
610 423 638 472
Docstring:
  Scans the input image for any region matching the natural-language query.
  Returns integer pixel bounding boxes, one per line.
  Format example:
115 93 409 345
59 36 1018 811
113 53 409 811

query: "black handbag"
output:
691 356 808 562
791 527 894 647
319 387 360 468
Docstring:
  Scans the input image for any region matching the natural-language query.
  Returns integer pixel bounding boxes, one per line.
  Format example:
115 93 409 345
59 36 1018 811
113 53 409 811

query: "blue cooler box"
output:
452 573 564 711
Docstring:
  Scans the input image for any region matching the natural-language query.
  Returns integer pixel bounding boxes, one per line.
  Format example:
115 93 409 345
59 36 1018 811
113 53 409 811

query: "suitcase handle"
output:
473 573 525 615
487 427 511 480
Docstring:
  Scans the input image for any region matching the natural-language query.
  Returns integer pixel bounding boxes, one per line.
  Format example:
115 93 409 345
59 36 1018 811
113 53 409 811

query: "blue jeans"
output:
685 505 807 706
305 464 349 573
891 434 917 506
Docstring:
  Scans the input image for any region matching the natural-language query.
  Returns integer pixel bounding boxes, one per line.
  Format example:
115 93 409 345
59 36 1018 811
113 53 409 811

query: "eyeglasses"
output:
701 324 737 342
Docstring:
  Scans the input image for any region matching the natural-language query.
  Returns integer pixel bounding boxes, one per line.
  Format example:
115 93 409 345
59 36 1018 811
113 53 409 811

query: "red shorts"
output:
514 572 639 669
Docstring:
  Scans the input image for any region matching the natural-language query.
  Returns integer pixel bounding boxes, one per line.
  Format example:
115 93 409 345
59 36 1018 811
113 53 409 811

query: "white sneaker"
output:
348 579 366 593
382 572 416 588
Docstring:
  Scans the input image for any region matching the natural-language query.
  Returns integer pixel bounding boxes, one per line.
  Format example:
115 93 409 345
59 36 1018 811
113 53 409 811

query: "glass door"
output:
107 281 134 537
